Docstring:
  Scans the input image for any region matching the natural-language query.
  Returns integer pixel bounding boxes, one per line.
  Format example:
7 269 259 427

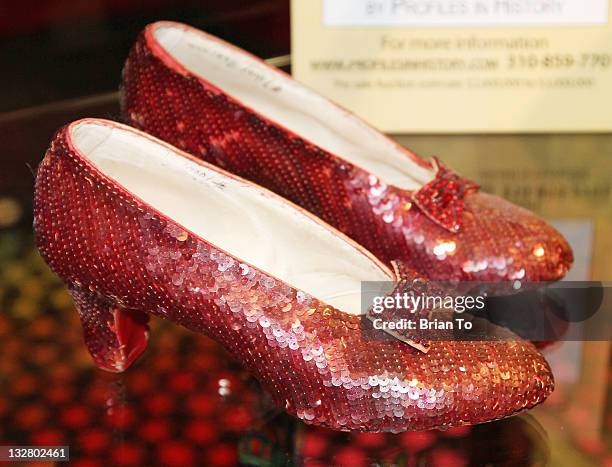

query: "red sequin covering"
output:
412 158 480 233
33 121 554 432
120 21 573 282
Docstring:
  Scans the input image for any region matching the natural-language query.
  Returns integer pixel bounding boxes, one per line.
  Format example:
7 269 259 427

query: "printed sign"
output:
291 0 612 133
323 0 609 27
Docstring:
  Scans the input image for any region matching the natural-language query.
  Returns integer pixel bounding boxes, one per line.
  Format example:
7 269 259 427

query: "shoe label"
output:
291 0 612 132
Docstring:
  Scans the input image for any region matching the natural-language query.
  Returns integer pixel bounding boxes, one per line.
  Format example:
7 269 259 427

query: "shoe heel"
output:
69 286 150 373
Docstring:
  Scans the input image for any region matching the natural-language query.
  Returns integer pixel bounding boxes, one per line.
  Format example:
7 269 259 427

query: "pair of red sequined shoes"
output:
34 21 571 432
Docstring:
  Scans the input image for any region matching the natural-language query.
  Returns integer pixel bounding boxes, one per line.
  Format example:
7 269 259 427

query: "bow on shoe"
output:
365 262 437 354
365 262 477 353
412 158 480 233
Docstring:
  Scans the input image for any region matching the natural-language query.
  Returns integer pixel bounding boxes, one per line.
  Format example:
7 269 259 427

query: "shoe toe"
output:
457 193 573 282
380 338 554 432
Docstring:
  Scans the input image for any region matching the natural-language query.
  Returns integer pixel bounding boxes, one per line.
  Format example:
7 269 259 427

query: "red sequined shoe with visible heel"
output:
121 21 573 283
34 119 554 432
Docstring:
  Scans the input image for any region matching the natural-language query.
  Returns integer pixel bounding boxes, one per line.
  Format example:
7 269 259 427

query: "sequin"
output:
120 22 573 283
412 158 480 232
33 122 555 432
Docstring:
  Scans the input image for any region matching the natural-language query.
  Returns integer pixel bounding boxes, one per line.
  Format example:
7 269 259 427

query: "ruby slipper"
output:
120 21 573 283
34 119 553 432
